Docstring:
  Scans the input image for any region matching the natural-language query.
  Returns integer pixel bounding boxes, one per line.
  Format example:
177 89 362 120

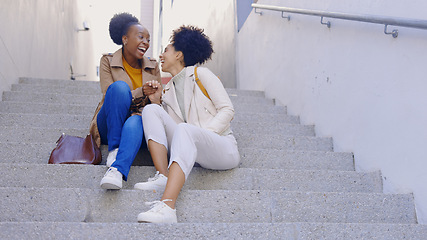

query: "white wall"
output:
238 0 427 223
140 0 154 58
155 0 237 87
0 0 95 96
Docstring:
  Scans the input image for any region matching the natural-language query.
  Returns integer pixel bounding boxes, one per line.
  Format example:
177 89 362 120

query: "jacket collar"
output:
162 66 198 122
110 48 157 70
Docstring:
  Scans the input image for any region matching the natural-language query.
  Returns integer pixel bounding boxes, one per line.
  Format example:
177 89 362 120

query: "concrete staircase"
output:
0 78 426 239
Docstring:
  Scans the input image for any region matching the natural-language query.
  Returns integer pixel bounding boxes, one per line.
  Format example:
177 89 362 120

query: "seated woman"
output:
89 13 161 189
135 25 240 223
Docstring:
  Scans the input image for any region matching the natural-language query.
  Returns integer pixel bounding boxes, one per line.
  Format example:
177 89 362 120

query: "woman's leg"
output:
162 123 240 209
160 162 185 209
98 81 133 189
142 104 178 176
96 81 132 150
133 104 178 191
138 124 240 222
111 115 143 181
147 140 169 175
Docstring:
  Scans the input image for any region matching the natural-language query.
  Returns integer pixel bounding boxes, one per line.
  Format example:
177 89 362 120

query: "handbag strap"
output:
194 67 211 100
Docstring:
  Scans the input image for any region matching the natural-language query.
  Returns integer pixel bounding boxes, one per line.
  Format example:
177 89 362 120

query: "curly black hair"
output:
109 13 140 45
170 25 214 66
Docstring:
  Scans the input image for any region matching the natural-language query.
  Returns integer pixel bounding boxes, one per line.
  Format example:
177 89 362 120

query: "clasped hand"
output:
143 80 162 104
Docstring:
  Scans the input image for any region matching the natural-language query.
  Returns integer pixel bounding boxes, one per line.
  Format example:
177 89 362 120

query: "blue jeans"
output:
97 81 144 180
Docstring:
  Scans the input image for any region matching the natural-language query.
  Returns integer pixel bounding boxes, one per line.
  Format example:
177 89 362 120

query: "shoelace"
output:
104 167 117 177
144 199 173 212
147 171 161 182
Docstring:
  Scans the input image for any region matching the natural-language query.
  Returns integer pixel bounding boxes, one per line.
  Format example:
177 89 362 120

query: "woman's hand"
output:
143 80 162 104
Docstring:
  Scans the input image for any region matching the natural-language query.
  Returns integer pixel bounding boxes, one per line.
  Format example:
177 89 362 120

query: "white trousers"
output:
142 104 240 179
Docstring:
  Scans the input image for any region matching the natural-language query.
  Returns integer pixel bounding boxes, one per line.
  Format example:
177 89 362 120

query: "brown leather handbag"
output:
48 134 101 164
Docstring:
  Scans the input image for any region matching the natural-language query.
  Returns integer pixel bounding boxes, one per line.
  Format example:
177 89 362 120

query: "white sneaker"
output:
134 171 168 192
100 167 122 189
106 148 118 167
137 199 177 223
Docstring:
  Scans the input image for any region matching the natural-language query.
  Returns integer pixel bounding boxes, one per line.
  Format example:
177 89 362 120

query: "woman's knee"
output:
123 115 143 132
142 104 162 118
175 123 194 134
106 81 132 100
108 81 130 93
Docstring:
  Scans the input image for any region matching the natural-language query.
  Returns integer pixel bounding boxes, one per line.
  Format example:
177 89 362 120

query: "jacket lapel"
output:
162 80 185 121
110 49 133 88
183 66 196 120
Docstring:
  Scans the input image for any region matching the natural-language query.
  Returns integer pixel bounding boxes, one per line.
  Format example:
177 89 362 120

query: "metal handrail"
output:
252 3 427 38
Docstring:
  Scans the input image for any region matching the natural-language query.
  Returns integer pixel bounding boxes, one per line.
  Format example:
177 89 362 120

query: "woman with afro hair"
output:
135 25 240 223
89 13 161 190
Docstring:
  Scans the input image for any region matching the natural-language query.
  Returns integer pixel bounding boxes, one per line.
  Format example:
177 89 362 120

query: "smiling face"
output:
122 24 150 64
159 44 184 76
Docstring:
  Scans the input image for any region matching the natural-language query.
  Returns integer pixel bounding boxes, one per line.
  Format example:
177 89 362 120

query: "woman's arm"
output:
131 62 162 99
197 67 234 134
143 80 162 104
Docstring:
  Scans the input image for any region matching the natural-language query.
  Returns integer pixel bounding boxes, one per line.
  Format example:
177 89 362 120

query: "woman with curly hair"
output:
135 25 240 223
89 13 161 189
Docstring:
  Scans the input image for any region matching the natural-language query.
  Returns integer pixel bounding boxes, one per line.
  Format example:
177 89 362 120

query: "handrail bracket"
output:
254 8 262 16
384 24 399 38
321 16 331 28
282 12 291 21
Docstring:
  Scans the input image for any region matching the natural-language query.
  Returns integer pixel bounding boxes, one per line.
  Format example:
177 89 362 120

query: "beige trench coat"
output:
89 48 161 147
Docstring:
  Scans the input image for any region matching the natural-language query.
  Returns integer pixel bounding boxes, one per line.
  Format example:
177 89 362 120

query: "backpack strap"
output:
194 67 211 100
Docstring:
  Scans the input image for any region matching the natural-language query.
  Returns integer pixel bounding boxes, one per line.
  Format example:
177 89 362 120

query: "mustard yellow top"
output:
122 57 142 90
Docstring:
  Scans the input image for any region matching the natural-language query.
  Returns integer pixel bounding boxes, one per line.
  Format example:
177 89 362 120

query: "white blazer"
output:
161 66 234 136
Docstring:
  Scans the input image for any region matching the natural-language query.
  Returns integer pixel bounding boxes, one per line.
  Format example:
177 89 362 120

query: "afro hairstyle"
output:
170 25 214 66
109 13 139 45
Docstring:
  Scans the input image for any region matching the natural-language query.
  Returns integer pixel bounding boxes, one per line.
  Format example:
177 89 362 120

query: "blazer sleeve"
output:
99 55 114 95
197 67 234 134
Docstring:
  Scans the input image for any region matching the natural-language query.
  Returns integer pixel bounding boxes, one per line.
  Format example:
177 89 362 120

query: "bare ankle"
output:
162 199 175 209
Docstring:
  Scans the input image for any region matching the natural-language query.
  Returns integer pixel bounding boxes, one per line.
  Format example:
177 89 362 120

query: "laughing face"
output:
159 44 183 74
122 24 150 64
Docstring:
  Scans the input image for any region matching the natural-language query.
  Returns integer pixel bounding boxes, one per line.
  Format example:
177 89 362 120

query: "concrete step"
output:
1 222 426 240
239 148 355 171
19 77 100 86
0 127 88 143
12 82 101 95
227 88 265 97
2 90 274 106
233 112 299 123
0 122 331 151
0 113 92 129
0 123 314 144
13 81 266 97
0 100 290 116
234 103 288 114
0 113 302 134
0 164 382 193
13 78 286 112
0 101 96 115
0 188 416 224
2 91 103 105
235 133 333 151
0 142 351 171
232 121 312 135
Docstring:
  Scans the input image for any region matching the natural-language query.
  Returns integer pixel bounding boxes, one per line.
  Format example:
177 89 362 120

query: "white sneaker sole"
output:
101 182 121 190
100 179 122 189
